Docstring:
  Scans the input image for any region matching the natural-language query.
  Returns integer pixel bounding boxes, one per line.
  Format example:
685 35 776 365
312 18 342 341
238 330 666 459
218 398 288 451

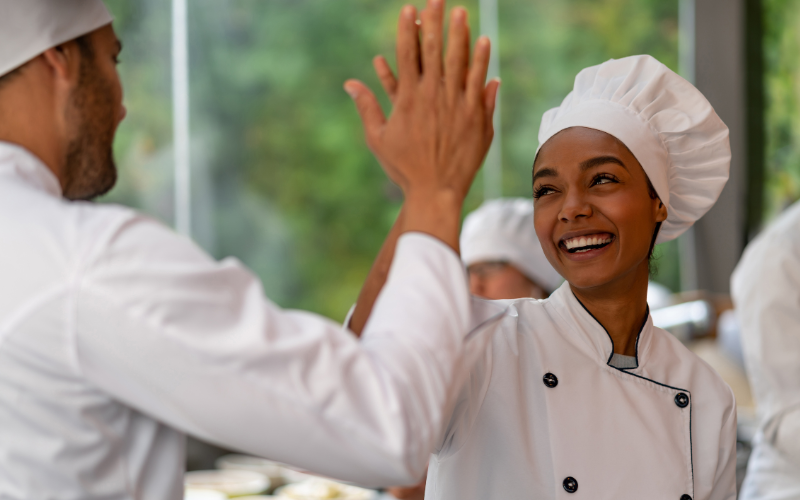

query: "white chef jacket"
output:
732 200 800 500
426 282 738 500
0 142 476 499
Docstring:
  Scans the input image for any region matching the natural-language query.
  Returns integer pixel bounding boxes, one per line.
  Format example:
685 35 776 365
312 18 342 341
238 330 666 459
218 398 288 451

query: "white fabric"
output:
0 142 478 499
426 283 737 500
537 55 731 243
732 200 800 499
0 0 112 77
460 198 562 293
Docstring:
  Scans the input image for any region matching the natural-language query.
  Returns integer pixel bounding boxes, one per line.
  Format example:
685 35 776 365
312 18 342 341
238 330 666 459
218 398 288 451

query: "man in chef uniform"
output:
460 198 563 300
732 201 800 499
0 0 501 498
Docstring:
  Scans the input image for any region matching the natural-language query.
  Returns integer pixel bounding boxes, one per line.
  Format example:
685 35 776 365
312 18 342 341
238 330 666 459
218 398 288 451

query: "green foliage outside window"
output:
763 0 800 221
103 0 681 320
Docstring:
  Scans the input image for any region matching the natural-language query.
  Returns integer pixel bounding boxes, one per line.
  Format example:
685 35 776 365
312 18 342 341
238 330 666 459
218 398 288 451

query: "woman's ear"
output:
654 198 668 223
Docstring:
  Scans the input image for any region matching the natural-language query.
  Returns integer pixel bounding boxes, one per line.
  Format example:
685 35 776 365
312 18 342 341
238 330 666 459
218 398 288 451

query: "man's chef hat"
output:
537 55 731 243
461 198 563 294
0 0 113 78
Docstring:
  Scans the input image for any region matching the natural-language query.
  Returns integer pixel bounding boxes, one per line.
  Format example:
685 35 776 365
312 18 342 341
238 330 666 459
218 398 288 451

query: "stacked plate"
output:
185 454 378 499
185 469 271 497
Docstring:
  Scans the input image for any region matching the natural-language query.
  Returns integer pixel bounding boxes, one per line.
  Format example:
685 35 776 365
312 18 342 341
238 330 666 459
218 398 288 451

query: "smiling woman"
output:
414 54 737 499
532 127 668 355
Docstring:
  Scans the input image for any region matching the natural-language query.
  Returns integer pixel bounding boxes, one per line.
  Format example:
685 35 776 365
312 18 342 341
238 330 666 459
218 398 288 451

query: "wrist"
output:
402 190 464 253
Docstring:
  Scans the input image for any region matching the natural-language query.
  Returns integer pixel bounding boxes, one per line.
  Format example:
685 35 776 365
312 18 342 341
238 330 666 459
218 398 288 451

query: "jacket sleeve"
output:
72 211 471 487
732 230 800 426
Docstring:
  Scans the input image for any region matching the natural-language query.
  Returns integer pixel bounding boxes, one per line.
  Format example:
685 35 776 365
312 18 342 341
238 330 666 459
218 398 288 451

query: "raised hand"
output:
345 0 500 251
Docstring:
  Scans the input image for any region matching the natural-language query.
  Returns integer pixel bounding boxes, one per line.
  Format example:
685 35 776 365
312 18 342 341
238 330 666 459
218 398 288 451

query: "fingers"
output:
483 78 501 139
344 80 385 148
420 0 445 83
373 56 398 103
444 7 470 98
396 5 420 84
466 36 491 105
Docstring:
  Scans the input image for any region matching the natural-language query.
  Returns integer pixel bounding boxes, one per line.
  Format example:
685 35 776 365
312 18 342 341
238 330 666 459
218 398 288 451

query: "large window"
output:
763 0 800 221
103 0 681 319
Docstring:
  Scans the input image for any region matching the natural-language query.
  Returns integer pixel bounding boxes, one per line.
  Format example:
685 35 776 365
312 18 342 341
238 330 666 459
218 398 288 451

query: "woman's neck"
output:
570 263 650 357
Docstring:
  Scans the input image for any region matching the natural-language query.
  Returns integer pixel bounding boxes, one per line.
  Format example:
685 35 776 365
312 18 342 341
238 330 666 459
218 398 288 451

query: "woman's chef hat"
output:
0 0 113 78
537 55 731 243
461 198 563 293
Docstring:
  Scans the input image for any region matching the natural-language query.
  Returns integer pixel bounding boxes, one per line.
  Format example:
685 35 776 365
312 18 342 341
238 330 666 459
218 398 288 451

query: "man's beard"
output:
62 57 118 201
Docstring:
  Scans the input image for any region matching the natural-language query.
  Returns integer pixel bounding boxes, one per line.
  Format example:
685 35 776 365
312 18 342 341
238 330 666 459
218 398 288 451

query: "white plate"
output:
274 478 377 500
185 470 270 496
184 488 228 500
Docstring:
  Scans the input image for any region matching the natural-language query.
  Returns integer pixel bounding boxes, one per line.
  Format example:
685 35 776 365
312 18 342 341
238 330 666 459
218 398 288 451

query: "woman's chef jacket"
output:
426 282 737 500
732 200 800 499
0 142 476 499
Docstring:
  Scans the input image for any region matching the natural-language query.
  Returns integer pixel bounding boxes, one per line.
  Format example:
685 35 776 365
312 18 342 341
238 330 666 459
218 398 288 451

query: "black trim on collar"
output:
571 293 649 369
570 293 694 491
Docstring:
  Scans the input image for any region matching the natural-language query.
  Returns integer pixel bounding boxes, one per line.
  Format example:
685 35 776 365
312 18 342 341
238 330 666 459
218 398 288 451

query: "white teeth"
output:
563 234 612 251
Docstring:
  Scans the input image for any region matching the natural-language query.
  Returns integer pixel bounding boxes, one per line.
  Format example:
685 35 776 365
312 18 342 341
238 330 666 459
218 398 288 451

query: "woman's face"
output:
532 127 667 290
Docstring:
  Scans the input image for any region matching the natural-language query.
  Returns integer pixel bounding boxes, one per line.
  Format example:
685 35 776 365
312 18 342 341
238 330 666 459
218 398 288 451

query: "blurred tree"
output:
763 0 800 220
103 0 681 320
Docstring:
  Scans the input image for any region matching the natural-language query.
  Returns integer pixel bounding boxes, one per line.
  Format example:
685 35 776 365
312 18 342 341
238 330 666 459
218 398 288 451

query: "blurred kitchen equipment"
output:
651 299 715 342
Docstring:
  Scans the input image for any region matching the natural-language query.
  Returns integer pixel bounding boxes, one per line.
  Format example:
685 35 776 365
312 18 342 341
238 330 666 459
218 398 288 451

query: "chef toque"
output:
461 198 563 294
0 0 113 78
537 54 731 243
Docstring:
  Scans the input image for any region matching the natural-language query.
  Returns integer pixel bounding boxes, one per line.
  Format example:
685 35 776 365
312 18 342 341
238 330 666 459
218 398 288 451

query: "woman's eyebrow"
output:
532 167 558 183
580 155 627 171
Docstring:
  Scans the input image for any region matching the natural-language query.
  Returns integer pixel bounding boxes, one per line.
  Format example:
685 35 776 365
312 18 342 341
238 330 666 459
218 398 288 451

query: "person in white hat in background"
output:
461 198 563 300
0 0 502 498
351 54 736 499
731 200 800 499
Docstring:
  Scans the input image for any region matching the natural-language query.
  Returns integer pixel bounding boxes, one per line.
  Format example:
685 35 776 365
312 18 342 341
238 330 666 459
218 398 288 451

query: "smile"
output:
561 233 614 253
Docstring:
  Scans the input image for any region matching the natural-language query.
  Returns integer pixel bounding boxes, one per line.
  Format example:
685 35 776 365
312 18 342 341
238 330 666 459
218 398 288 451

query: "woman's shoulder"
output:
644 326 736 411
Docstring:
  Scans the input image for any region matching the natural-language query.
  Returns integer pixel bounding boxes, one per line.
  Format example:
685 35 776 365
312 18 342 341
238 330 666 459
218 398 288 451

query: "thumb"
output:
344 79 386 148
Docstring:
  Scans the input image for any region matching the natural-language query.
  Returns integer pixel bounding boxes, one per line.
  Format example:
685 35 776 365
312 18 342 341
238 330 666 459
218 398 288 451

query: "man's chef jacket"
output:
426 282 738 500
732 200 800 500
0 142 475 499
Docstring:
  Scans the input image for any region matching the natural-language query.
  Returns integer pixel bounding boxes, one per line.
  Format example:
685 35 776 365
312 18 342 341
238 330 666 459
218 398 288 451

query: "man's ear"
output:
40 41 83 86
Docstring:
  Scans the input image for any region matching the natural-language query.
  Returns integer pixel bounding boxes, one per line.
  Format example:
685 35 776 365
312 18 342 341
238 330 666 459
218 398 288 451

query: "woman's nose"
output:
558 191 592 222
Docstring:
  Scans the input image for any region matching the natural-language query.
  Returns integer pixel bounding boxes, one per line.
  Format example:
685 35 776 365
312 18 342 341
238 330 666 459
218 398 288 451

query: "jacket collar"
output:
549 281 654 371
0 142 62 198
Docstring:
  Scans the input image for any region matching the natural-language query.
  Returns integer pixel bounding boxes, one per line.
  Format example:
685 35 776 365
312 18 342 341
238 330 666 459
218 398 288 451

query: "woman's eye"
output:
592 174 618 186
533 186 555 199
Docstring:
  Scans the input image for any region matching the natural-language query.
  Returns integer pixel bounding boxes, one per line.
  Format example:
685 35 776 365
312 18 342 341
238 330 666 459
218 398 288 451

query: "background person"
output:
461 197 563 300
0 0 500 497
732 200 800 499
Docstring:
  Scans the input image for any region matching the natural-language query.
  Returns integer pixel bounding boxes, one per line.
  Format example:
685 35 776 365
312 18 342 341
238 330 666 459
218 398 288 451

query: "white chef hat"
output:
537 55 731 243
461 198 563 293
0 0 113 78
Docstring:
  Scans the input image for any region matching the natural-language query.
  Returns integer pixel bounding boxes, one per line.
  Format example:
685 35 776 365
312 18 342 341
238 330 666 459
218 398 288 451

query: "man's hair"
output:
0 33 93 89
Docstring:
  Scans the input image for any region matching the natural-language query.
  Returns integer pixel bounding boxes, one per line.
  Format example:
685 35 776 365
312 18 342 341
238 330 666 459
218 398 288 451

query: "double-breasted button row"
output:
675 392 689 408
543 372 558 388
562 476 578 493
